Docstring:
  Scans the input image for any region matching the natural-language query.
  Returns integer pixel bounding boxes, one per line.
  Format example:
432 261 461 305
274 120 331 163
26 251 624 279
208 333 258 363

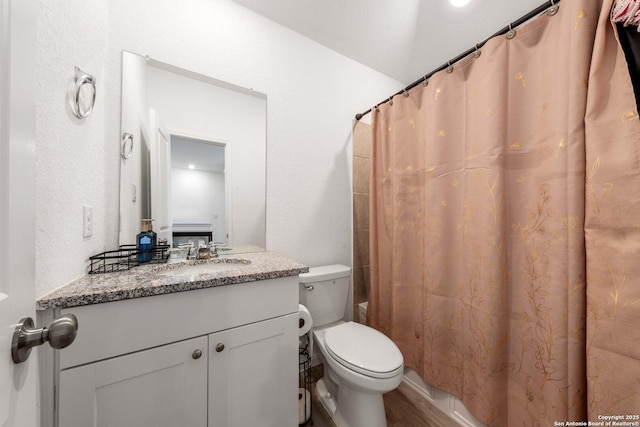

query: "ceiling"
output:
171 137 225 173
231 0 547 84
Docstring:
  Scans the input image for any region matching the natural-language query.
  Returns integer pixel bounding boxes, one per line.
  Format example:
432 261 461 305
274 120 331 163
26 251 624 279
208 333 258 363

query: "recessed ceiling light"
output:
188 164 195 170
450 0 470 7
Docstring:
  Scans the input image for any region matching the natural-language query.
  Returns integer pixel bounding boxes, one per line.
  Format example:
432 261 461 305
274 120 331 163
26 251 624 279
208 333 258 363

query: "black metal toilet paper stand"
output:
299 333 312 425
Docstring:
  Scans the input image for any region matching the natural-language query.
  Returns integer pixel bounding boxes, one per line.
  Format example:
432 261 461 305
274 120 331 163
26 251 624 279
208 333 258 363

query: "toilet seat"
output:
324 322 403 379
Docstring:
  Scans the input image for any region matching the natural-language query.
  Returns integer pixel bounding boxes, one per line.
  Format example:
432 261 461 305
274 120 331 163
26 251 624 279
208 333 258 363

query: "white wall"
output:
35 0 402 297
171 168 226 243
36 0 108 297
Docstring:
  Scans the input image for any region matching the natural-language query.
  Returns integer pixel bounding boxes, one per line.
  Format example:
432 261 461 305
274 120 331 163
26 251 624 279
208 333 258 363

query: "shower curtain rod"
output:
354 0 562 121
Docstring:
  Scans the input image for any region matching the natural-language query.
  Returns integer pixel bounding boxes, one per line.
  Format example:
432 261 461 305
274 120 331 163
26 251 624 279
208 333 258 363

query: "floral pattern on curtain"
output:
368 0 640 425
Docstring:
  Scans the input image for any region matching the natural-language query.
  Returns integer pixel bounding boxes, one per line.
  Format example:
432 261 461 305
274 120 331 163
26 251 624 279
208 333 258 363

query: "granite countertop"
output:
37 251 309 310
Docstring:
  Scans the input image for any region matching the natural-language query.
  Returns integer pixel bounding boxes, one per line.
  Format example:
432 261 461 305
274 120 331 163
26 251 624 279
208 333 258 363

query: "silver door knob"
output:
192 349 202 359
215 343 225 352
11 314 78 363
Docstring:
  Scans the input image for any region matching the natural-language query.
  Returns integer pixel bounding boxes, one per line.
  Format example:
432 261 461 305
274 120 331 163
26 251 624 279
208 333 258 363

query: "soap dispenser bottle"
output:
136 219 156 263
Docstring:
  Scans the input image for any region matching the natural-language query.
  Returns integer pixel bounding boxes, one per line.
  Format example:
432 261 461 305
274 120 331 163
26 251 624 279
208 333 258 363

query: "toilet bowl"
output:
314 321 404 427
299 265 404 427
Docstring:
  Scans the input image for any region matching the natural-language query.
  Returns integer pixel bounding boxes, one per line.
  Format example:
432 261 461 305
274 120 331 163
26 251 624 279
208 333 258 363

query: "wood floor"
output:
306 377 460 427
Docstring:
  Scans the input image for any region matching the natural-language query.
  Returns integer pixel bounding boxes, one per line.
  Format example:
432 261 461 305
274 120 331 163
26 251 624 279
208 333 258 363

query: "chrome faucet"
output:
196 241 220 259
197 246 210 259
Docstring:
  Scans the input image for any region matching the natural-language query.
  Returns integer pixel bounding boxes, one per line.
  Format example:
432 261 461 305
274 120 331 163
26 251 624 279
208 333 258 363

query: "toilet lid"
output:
324 322 403 379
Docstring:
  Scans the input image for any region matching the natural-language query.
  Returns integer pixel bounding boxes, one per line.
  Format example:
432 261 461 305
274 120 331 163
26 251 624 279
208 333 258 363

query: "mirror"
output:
119 51 266 253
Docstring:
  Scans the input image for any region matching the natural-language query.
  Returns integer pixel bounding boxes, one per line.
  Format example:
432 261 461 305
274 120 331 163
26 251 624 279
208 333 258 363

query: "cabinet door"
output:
208 314 298 427
59 336 208 427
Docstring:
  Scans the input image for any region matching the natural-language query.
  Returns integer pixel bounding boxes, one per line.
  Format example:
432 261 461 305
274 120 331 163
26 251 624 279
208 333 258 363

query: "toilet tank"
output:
299 264 351 327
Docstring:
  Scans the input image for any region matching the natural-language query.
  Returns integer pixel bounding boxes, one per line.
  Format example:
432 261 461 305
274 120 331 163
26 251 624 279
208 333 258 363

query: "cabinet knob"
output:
192 349 202 359
215 343 225 352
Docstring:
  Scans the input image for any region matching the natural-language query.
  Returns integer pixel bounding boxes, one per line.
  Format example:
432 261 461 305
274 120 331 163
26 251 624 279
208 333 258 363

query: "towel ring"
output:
506 23 517 40
547 0 559 16
71 67 96 119
121 132 134 159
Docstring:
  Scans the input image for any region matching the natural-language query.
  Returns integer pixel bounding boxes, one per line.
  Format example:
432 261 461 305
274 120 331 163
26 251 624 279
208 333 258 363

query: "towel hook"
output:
547 0 559 15
71 67 96 119
506 23 517 40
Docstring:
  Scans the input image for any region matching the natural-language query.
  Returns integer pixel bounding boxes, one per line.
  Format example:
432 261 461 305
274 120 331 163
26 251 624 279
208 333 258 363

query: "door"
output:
58 336 208 427
0 0 37 426
149 108 172 245
208 314 298 427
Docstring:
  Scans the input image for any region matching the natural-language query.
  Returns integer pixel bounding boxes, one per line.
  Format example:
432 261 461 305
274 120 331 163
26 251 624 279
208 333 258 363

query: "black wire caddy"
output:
88 244 170 274
299 333 313 425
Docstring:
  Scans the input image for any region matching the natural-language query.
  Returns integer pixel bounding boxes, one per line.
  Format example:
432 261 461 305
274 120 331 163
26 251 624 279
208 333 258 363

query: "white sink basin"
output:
158 259 250 277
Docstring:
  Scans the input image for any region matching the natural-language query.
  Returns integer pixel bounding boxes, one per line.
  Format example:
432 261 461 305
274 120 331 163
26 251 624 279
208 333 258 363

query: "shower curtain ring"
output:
422 76 429 87
474 44 482 58
403 89 409 98
547 0 559 15
446 61 454 73
388 96 393 106
506 23 517 39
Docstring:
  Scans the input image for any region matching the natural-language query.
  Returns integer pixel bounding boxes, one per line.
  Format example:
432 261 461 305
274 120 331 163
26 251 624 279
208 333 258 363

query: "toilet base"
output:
315 378 388 427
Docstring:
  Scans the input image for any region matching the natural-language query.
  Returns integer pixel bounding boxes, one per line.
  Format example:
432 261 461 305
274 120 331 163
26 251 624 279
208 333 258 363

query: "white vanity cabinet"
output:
59 336 208 427
208 315 297 427
44 276 299 427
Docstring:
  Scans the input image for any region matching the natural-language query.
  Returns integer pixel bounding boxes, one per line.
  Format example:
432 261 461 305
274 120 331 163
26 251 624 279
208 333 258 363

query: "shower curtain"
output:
368 0 640 425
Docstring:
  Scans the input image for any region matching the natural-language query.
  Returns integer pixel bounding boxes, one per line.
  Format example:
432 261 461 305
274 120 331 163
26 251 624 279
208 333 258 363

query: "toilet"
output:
299 265 404 427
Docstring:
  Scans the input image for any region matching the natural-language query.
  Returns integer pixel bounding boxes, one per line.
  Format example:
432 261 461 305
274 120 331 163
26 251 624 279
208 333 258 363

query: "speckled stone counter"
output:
37 251 308 310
